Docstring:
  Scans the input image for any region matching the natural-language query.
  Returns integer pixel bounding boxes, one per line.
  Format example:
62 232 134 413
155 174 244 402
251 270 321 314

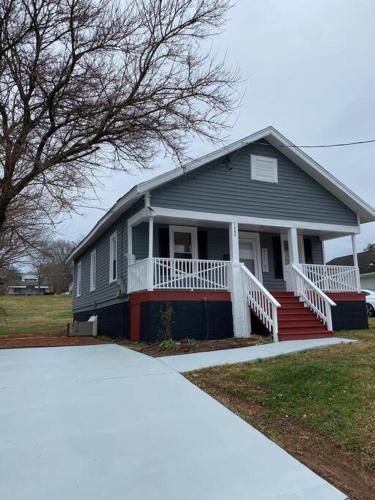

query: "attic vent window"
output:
251 155 278 183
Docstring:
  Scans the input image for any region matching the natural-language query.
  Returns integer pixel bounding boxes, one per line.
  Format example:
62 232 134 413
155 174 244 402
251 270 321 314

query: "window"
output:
90 249 96 291
109 232 118 282
169 226 198 259
76 261 82 297
251 155 278 183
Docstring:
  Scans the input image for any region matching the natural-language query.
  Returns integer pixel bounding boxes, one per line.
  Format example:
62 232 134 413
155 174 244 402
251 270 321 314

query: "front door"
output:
239 232 262 282
281 233 305 290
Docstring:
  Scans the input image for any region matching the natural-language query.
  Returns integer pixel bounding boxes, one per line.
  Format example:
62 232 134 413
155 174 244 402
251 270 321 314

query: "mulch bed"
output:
122 335 270 357
0 330 111 349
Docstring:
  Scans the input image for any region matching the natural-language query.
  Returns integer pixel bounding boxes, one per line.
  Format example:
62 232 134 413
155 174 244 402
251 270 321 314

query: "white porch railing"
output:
290 264 336 331
300 264 361 293
241 264 281 342
128 257 230 293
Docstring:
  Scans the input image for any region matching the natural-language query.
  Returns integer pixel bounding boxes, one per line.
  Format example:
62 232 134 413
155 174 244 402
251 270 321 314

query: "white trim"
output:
128 207 148 228
67 126 374 263
109 231 118 283
238 231 263 283
150 206 361 234
250 154 278 183
76 261 82 297
89 249 96 292
169 225 198 259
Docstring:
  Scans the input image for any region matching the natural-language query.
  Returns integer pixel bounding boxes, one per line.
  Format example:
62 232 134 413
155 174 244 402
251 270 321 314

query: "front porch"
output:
127 209 363 342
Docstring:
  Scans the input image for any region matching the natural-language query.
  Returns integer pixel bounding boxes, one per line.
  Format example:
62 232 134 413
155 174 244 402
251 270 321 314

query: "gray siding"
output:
310 236 324 264
72 200 145 312
73 218 126 311
150 141 358 226
361 274 375 290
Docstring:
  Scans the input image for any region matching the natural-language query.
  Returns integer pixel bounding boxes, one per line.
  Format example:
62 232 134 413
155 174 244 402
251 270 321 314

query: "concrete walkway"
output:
158 337 356 372
0 344 345 500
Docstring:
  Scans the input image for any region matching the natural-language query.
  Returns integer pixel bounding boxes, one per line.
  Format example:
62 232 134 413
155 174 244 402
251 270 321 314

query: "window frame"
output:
109 232 118 283
169 225 198 260
250 154 278 183
76 261 82 297
90 249 96 292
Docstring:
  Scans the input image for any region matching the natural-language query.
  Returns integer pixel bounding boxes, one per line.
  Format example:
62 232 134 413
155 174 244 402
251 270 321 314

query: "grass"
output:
0 295 72 335
186 320 375 498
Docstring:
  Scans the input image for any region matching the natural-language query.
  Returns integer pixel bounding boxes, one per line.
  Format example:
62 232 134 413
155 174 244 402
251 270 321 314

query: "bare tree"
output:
36 238 75 293
0 193 51 270
363 243 375 252
0 0 237 257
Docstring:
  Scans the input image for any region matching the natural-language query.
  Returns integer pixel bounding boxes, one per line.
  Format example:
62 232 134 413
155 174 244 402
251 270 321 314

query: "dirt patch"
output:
0 330 110 349
121 335 270 357
186 374 375 500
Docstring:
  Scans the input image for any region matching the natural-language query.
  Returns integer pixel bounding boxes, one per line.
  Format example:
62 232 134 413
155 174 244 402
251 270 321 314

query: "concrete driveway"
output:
0 345 344 500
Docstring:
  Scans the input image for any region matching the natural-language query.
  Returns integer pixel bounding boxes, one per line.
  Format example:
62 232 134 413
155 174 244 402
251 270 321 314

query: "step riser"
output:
279 334 333 341
279 321 324 329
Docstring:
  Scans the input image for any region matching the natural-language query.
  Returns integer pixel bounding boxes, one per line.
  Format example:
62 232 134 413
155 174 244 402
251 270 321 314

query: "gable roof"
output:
328 249 375 274
67 126 375 262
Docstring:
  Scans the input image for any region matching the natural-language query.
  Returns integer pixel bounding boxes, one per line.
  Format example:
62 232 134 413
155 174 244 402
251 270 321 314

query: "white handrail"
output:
291 264 336 331
240 264 281 342
300 264 360 292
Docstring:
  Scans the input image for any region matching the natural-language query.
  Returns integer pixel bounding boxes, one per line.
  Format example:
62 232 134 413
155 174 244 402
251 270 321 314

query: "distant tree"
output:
0 195 50 270
0 0 237 269
35 239 75 293
0 265 20 295
363 243 375 252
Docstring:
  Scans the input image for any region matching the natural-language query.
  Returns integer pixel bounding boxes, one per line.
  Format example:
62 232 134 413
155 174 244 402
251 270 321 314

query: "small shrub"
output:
158 302 174 343
158 338 177 351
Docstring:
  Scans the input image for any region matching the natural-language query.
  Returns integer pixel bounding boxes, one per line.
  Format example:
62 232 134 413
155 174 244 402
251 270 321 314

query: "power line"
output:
260 138 375 149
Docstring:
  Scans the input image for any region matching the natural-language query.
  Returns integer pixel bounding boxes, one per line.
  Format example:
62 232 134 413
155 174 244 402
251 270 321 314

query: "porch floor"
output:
157 337 356 373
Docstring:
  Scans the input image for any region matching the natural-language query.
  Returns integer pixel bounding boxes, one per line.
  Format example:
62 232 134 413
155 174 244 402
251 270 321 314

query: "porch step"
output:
279 319 325 329
278 332 333 341
269 291 333 342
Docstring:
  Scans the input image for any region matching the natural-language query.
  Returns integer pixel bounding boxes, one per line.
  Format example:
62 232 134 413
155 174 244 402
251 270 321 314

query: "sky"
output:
57 0 375 261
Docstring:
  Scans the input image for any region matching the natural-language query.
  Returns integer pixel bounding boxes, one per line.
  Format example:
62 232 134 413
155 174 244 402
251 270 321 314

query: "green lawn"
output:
187 320 375 498
0 295 72 335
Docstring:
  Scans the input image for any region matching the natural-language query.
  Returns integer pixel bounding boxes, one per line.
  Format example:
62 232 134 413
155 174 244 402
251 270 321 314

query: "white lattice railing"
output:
128 258 230 293
128 258 150 293
300 264 361 293
241 264 280 342
291 264 336 330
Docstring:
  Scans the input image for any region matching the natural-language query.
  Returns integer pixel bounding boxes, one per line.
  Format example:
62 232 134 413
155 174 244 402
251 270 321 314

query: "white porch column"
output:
284 227 300 291
147 216 154 290
287 227 299 265
229 222 251 337
351 234 361 292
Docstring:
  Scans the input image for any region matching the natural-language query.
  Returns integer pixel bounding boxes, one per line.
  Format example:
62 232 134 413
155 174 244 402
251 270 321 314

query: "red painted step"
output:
269 291 333 342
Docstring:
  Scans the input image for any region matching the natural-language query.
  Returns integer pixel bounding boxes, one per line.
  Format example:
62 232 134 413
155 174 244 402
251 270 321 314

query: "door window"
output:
239 232 262 281
169 226 198 259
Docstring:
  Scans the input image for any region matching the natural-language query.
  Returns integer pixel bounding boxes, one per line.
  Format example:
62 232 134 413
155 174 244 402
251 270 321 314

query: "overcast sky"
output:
58 0 375 261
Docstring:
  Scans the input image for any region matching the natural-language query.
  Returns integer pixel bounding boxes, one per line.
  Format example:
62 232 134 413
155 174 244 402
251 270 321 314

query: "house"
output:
7 273 51 296
67 127 375 342
328 249 375 291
